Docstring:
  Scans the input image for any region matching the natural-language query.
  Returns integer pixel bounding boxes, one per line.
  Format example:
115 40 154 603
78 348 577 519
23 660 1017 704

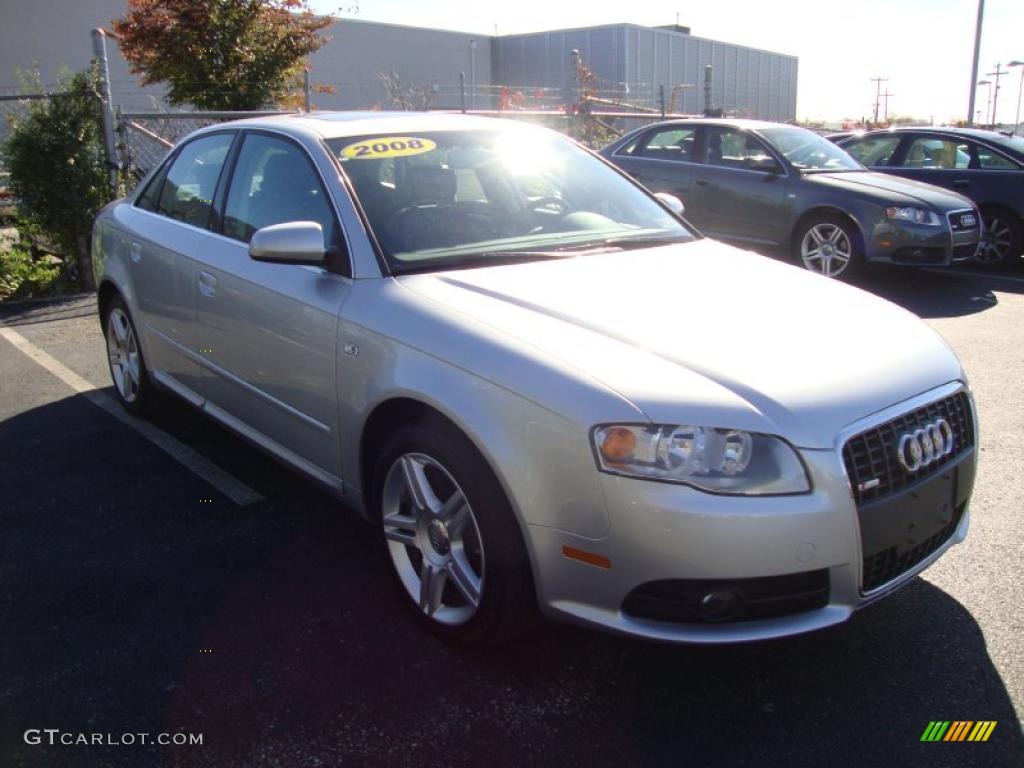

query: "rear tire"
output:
103 295 157 416
371 415 537 646
793 213 863 280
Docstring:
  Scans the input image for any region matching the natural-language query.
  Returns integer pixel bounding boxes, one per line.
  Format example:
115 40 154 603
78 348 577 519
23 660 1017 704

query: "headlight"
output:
886 206 941 226
592 424 810 495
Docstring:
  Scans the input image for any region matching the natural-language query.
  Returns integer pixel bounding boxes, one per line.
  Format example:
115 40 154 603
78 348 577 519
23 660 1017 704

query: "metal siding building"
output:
0 5 795 119
493 24 798 121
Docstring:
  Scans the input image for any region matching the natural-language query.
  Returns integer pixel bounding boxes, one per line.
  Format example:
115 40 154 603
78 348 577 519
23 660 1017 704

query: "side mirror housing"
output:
747 154 782 174
654 191 685 216
249 221 326 265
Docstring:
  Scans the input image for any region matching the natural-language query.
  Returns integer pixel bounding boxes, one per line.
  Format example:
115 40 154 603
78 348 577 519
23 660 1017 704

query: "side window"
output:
223 133 339 248
703 128 776 171
157 133 233 228
843 136 900 167
637 127 697 162
976 145 1018 170
901 137 970 169
135 161 170 212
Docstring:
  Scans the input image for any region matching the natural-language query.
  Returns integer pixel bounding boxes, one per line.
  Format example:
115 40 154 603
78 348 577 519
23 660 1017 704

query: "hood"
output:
805 171 974 210
397 241 963 448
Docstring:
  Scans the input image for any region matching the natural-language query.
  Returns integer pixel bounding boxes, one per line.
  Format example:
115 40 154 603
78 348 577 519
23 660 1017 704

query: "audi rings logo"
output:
896 419 955 472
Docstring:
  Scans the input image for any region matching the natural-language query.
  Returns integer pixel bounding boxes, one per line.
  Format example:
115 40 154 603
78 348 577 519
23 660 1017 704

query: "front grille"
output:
949 209 979 232
842 391 974 505
622 570 830 624
861 502 965 592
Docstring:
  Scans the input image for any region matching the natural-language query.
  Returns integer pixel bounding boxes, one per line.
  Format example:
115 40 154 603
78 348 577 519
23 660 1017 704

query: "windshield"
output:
758 126 864 172
989 133 1024 156
327 128 693 273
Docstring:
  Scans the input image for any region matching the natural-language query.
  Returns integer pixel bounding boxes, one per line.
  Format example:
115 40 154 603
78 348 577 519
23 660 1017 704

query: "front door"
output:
689 126 790 246
194 131 352 482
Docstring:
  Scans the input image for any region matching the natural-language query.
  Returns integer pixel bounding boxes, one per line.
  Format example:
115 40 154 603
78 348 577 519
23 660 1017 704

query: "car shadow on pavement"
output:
1 393 1020 768
854 266 1024 320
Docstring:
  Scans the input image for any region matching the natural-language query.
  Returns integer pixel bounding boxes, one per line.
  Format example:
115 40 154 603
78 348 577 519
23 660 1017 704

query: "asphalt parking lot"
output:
1 265 1022 767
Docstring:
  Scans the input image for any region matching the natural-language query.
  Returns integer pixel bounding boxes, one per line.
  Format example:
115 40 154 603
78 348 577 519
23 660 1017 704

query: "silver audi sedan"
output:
92 113 977 645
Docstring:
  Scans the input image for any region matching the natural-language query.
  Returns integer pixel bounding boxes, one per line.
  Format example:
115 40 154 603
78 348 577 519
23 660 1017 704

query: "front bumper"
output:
527 386 976 643
864 208 980 266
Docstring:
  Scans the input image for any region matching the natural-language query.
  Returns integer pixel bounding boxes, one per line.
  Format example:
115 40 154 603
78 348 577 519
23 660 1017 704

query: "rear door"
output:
193 130 352 483
608 125 699 210
126 132 236 401
688 126 791 245
885 133 975 197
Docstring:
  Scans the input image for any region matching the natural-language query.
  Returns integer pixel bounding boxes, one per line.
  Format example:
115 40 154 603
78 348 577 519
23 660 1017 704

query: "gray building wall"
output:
307 19 491 111
493 24 798 121
0 3 488 112
0 5 793 119
0 0 165 110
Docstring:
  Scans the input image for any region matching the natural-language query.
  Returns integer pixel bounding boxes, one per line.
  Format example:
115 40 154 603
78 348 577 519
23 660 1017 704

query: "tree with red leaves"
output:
112 0 332 110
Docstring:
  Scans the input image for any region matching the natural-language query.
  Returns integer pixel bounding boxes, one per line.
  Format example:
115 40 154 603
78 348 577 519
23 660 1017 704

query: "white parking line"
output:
0 325 264 507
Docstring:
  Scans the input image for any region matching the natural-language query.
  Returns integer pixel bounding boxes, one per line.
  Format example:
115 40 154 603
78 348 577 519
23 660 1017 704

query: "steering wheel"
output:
386 204 507 252
528 196 572 215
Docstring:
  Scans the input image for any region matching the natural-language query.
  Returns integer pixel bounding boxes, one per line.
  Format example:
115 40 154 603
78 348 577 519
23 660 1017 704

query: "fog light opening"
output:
700 589 743 622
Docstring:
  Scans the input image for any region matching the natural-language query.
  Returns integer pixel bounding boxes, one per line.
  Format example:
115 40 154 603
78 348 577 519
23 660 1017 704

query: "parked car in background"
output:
601 119 981 279
834 127 1024 267
93 112 977 646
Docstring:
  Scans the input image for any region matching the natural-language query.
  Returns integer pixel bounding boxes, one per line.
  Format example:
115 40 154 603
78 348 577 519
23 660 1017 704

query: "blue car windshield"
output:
327 128 693 273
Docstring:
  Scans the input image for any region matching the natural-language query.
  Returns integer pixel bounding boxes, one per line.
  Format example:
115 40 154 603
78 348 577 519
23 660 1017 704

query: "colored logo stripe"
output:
921 721 996 742
968 722 997 742
944 721 973 741
921 721 949 741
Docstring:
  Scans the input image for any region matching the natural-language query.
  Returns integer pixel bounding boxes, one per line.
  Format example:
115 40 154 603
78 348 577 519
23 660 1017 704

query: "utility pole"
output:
882 90 894 123
987 63 1008 125
871 76 887 124
967 0 984 125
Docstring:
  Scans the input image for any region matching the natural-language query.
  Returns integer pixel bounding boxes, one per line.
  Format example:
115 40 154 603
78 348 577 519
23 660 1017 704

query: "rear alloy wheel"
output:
795 214 862 279
976 211 1023 268
374 418 536 645
104 296 156 415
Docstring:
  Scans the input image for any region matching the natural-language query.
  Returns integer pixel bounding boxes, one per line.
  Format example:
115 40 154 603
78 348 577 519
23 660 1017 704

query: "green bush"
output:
0 241 61 300
1 66 114 291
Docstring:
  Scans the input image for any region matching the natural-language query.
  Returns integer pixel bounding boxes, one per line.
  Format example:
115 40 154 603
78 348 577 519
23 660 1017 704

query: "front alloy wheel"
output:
373 418 536 645
799 219 856 278
381 453 485 626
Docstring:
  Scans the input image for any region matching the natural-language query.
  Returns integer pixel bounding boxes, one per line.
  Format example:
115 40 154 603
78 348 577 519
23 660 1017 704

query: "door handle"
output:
952 179 970 188
130 242 142 263
695 177 710 186
198 271 218 298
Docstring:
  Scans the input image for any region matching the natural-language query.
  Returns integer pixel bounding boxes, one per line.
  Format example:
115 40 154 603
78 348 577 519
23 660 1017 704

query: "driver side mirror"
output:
654 191 685 216
249 221 326 265
747 154 782 174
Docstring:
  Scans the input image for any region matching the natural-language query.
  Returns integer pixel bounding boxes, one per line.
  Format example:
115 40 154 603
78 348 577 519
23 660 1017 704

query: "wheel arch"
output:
790 206 867 255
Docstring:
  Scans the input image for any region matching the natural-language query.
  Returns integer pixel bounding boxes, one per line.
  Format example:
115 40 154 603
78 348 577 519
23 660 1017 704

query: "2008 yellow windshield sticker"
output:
341 137 437 160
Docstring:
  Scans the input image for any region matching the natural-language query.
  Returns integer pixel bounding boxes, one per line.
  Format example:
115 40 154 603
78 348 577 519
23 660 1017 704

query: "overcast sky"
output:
311 0 1023 124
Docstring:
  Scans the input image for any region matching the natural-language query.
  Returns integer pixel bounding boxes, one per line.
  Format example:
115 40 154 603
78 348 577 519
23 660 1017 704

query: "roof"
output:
217 111 540 140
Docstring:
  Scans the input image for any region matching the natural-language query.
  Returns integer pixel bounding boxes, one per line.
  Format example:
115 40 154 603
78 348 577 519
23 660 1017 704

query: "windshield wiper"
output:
392 250 571 275
800 168 863 174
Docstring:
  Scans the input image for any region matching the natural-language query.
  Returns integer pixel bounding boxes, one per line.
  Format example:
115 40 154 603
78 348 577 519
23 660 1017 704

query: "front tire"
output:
976 209 1023 268
103 295 156 415
793 214 863 280
372 416 536 646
